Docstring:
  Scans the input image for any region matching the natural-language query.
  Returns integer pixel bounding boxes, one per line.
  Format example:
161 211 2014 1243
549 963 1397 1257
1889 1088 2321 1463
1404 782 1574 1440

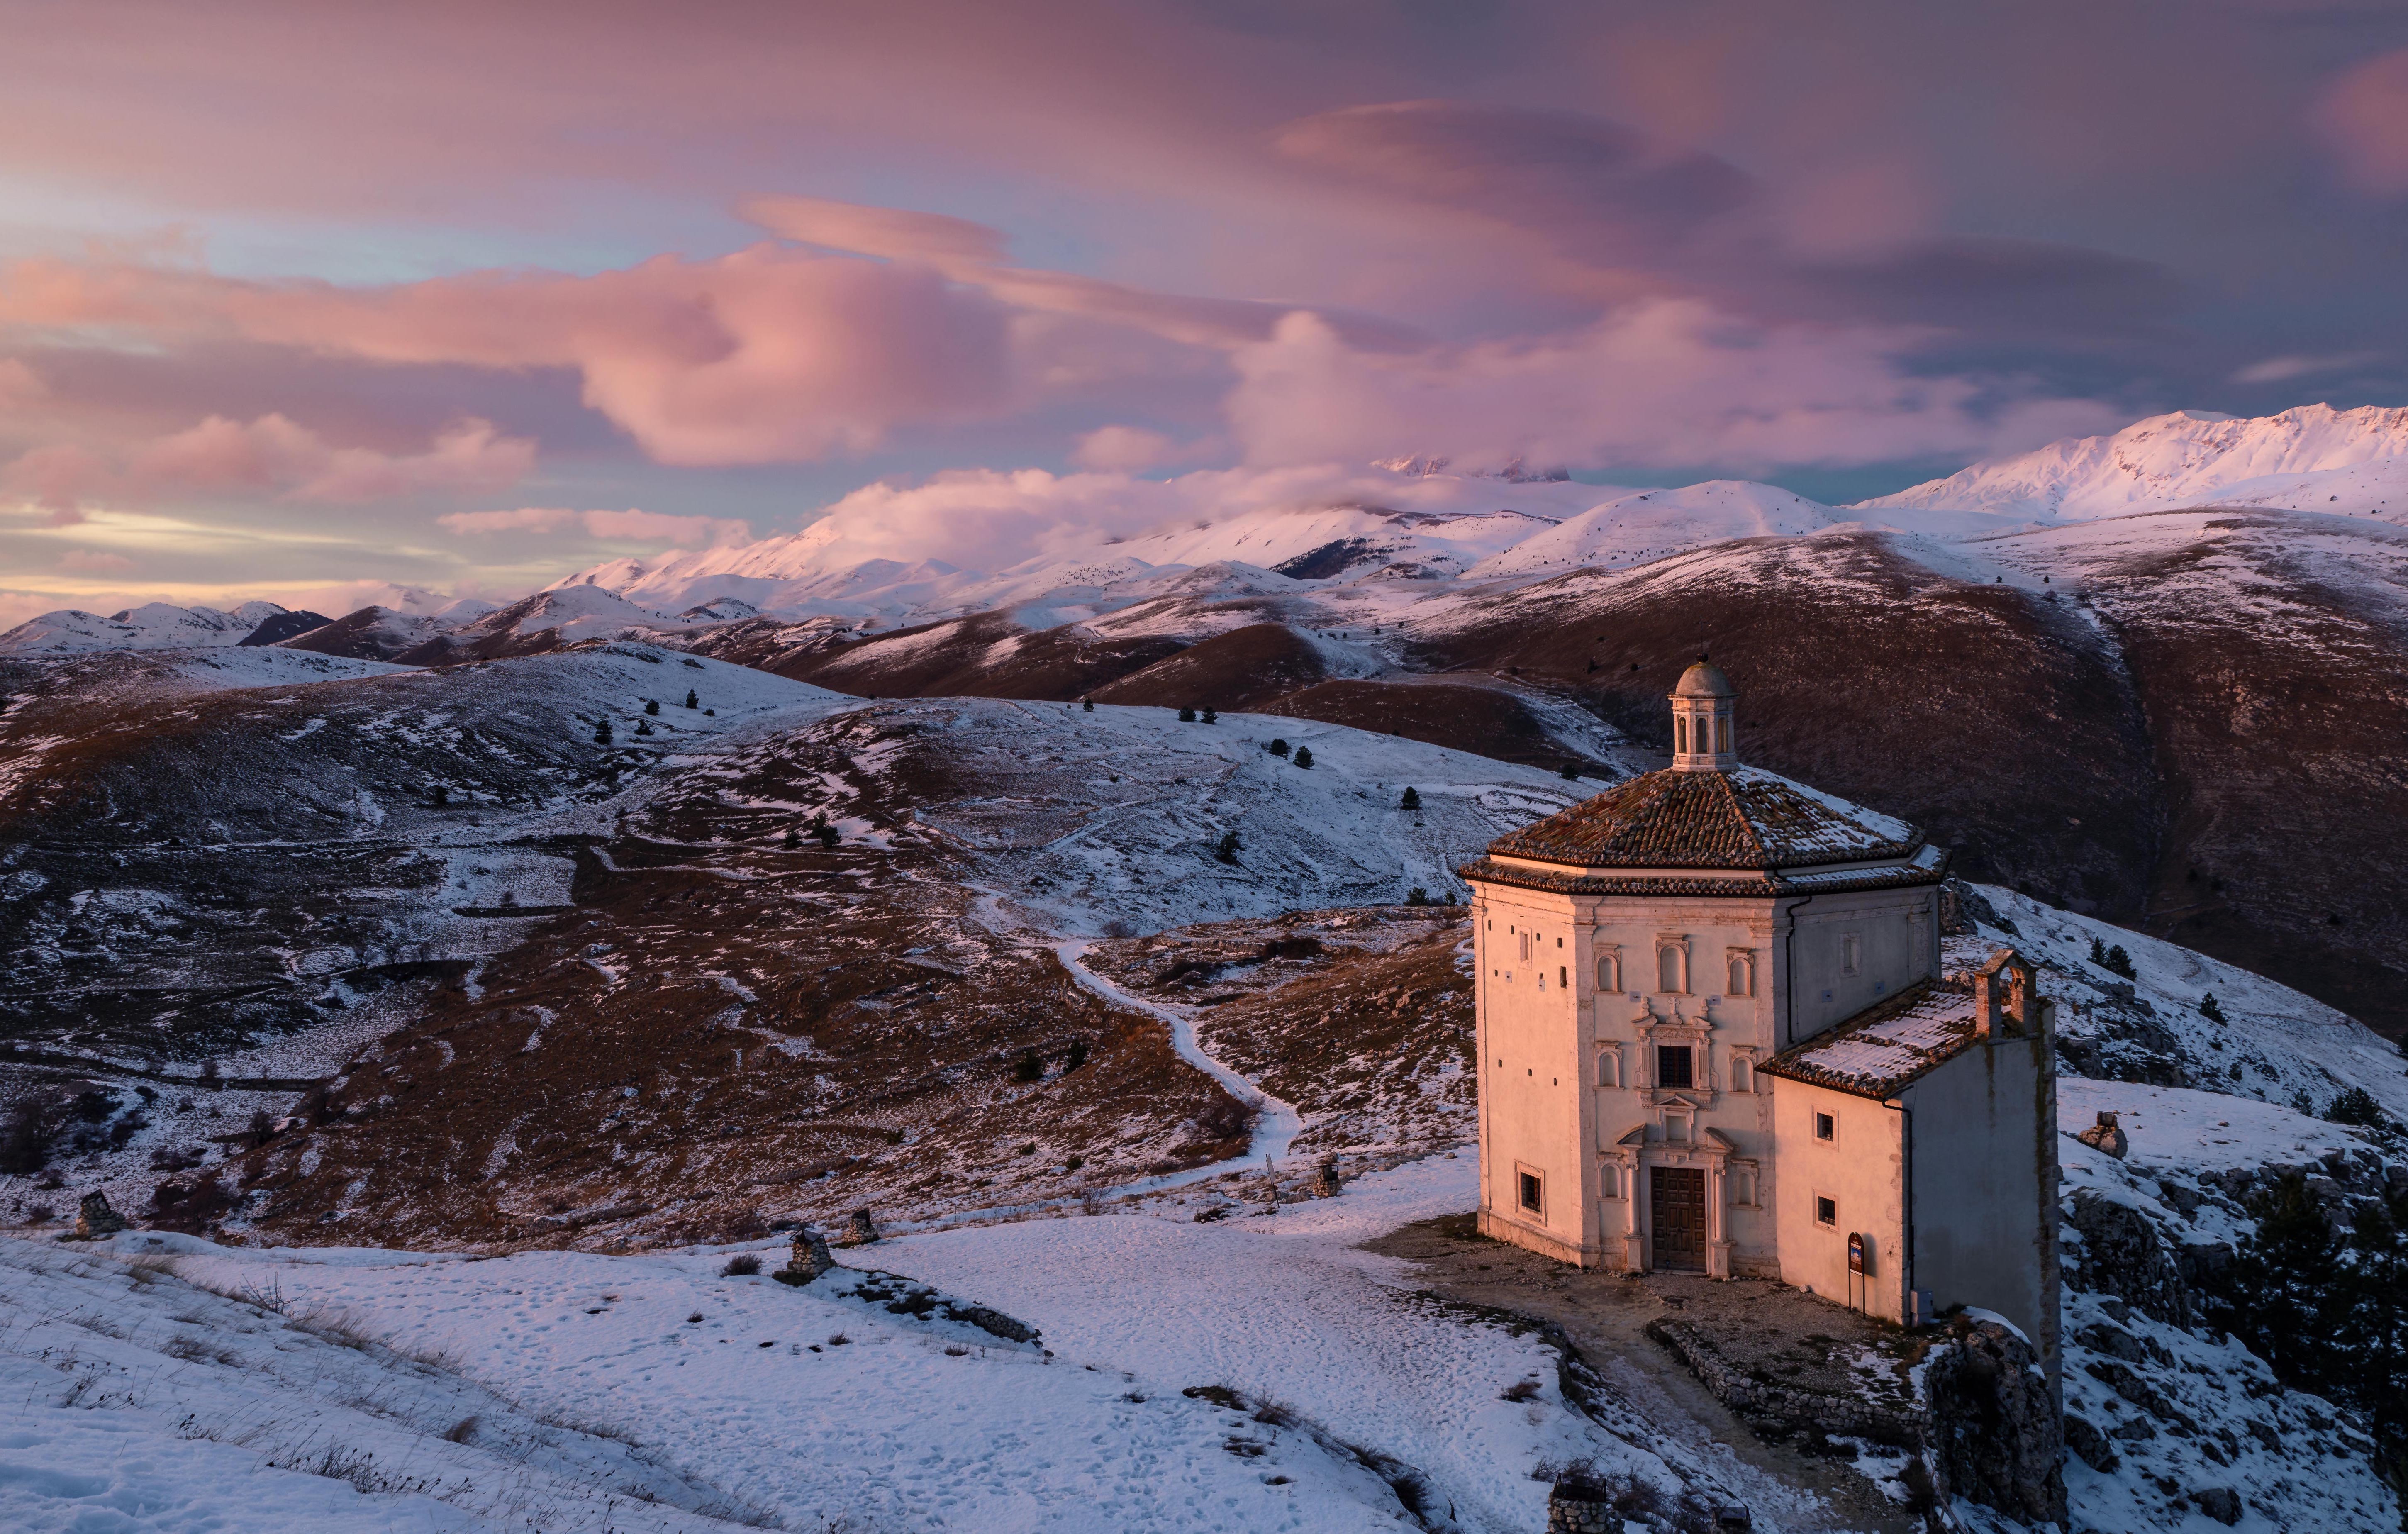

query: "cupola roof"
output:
1671 657 1736 699
1482 764 1921 871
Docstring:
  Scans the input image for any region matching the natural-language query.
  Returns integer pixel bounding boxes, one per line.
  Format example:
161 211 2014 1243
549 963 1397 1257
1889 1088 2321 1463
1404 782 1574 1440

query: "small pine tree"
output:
1065 1038 1089 1071
816 823 839 849
2106 944 2135 979
1400 786 1420 810
2199 991 2226 1024
635 718 653 736
782 827 801 849
1404 886 1429 907
1214 830 1240 863
1202 708 1218 724
1443 890 1457 905
431 784 449 806
1012 1049 1044 1083
645 698 661 715
594 717 613 745
1267 738 1289 758
2328 1086 2386 1127
1293 746 1313 768
2089 936 2109 967
685 689 698 708
1179 706 1197 722
1561 761 1580 780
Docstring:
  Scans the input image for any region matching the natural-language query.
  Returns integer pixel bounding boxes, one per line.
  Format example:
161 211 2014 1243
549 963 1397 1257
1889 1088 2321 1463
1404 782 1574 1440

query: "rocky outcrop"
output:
1651 1313 2063 1527
1924 1317 2067 1527
2063 1187 2192 1327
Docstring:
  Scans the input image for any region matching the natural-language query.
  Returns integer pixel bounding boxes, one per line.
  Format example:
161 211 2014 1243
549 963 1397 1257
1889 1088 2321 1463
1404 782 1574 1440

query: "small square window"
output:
1816 1195 1837 1227
1815 1111 1835 1141
1518 1171 1544 1214
1655 1044 1694 1089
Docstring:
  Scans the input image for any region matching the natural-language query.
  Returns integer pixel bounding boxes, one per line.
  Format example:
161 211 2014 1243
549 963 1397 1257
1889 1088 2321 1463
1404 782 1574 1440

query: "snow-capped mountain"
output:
1467 480 1838 577
1858 403 2408 522
0 600 298 656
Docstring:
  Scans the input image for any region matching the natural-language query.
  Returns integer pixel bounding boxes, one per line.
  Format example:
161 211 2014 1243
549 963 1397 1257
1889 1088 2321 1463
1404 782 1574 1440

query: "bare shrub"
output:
721 1253 763 1277
1500 1377 1541 1402
442 1414 479 1444
1192 1094 1256 1144
826 1331 851 1346
162 1335 241 1366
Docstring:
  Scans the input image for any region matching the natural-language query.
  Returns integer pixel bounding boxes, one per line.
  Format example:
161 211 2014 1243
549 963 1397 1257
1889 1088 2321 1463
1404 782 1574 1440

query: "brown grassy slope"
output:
2055 511 2408 1036
1087 908 1477 1161
1089 622 1327 710
222 713 1260 1249
1261 678 1607 775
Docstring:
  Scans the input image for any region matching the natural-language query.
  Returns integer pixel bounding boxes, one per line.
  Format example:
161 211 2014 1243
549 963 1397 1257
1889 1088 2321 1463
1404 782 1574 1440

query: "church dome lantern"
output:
1670 654 1738 772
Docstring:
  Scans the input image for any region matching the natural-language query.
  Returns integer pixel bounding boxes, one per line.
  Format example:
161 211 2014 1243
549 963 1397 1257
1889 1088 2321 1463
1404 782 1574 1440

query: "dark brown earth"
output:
1366 1214 1925 1534
1088 907 1477 1160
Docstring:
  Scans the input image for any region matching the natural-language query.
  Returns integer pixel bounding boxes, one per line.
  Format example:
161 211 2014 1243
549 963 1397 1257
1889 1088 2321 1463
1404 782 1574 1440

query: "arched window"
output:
1596 951 1620 992
1731 1054 1754 1094
1658 944 1686 993
1598 1047 1622 1088
1702 713 1716 754
1728 954 1754 997
1674 714 1689 754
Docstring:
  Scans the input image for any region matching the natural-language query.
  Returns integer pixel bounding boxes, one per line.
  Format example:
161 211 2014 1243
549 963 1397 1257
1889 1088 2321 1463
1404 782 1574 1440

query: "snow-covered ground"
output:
6 1155 1694 1534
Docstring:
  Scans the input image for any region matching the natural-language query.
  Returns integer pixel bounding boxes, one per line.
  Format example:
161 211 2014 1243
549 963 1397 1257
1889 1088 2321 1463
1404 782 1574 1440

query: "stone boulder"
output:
774 1225 836 1285
74 1191 128 1239
834 1207 877 1247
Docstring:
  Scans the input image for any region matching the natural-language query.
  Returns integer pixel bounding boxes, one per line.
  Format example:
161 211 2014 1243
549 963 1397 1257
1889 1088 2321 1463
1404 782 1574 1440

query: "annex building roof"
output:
1758 978 1991 1099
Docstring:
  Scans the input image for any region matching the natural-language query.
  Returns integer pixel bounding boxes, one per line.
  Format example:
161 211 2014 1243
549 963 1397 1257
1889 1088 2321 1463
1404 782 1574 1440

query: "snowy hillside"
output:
1859 403 2408 522
1468 481 1838 577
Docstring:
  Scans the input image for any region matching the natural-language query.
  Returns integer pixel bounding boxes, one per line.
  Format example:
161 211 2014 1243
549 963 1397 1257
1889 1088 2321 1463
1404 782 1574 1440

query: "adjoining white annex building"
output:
1460 658 2059 1366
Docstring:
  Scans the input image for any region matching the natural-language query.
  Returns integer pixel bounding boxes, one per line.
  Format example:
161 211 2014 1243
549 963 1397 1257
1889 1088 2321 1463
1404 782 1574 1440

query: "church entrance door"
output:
1651 1167 1706 1271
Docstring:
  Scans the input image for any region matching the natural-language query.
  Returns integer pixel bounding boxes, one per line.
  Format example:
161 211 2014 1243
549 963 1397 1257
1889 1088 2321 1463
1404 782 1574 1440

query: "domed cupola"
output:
1669 655 1737 772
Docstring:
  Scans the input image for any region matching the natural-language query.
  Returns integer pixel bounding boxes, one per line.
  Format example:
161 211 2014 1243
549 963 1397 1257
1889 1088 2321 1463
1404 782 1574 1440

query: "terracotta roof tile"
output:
1482 765 1921 871
1758 979 1990 1098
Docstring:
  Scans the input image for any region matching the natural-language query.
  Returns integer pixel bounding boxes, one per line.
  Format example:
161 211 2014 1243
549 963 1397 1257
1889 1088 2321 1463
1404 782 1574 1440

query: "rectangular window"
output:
1558 965 1567 989
1816 1195 1838 1228
1841 934 1862 977
1814 1111 1835 1141
1518 1170 1544 1215
1656 1044 1694 1090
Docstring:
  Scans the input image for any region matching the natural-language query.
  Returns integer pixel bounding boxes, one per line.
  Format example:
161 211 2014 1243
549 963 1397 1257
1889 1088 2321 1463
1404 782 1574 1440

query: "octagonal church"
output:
1461 659 2059 1362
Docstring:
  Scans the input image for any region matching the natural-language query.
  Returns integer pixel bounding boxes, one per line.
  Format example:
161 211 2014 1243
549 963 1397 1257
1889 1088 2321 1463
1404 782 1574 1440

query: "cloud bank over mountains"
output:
5 2 2408 619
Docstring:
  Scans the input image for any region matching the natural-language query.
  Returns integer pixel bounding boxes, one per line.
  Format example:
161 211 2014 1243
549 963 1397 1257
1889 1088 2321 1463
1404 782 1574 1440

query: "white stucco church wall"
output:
1462 659 2059 1376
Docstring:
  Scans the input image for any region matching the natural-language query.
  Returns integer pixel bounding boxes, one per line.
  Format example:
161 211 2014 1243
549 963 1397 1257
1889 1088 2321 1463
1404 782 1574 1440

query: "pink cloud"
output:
1223 305 2121 474
4 414 532 513
57 549 134 573
438 506 753 546
2314 47 2408 195
0 245 1012 466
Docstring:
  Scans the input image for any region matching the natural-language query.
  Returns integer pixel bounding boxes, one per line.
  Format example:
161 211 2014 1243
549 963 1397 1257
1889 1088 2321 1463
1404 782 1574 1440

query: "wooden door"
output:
1651 1166 1706 1271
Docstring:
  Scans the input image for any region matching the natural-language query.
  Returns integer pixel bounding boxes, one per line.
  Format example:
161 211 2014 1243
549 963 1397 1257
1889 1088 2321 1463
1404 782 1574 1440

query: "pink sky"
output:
3 0 2406 622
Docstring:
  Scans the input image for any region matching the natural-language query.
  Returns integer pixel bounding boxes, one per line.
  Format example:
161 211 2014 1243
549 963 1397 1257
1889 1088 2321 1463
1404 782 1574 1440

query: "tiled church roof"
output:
1481 764 1923 871
1760 978 1989 1097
